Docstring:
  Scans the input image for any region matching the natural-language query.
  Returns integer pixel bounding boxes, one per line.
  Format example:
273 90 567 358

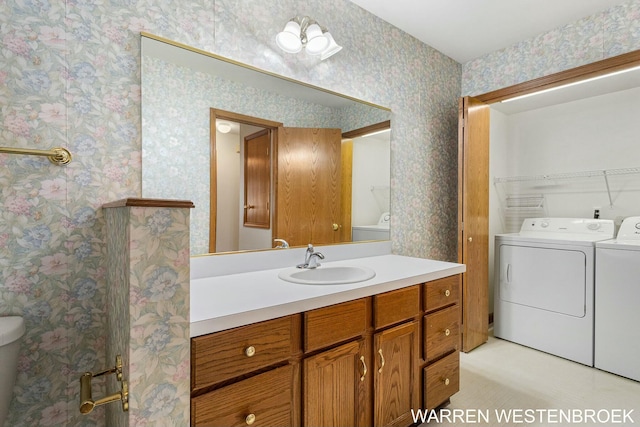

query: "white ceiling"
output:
348 0 630 63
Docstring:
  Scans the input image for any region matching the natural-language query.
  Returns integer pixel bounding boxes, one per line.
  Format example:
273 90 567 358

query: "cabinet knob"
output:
245 346 256 357
468 236 473 242
332 223 339 231
444 378 450 386
444 289 450 297
445 329 451 336
245 413 256 425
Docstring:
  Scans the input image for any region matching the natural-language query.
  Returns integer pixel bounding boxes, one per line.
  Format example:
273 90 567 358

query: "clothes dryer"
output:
595 216 640 381
494 218 615 366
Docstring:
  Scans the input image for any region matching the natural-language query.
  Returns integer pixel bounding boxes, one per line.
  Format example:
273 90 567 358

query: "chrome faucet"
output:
274 238 289 248
297 244 325 269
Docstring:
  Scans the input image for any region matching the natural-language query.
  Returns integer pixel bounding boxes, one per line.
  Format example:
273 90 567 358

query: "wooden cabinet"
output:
303 298 372 427
422 277 461 410
190 315 301 426
304 339 369 427
191 275 462 427
191 315 299 391
192 365 297 427
373 321 420 427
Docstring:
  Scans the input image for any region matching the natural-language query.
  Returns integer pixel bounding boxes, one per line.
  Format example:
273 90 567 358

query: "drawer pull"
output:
245 413 256 425
445 328 451 336
444 289 450 297
245 346 256 357
359 356 367 382
378 349 385 374
444 378 450 386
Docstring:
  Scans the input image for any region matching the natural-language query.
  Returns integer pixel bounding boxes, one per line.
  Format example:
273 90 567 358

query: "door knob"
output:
332 223 339 231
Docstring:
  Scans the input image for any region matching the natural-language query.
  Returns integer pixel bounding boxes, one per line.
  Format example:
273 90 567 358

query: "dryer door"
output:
499 244 586 317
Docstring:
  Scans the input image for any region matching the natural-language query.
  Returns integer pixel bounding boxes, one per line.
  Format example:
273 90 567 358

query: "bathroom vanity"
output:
189 249 464 426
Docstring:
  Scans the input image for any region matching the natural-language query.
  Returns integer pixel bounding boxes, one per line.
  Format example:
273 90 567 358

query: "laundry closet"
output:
486 71 640 313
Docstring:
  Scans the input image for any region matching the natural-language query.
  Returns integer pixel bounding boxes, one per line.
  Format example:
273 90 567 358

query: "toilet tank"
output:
0 316 25 426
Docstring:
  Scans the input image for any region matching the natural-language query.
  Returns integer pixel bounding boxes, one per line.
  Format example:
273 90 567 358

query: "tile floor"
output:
419 334 640 426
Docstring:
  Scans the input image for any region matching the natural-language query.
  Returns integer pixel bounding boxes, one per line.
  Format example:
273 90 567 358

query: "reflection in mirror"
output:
141 34 391 255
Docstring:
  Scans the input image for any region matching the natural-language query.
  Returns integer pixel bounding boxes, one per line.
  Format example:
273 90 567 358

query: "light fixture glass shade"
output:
276 20 302 53
304 23 329 55
320 32 342 60
217 122 232 133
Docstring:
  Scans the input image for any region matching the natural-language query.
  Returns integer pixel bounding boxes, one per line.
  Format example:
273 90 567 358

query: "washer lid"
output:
0 316 25 346
616 216 640 240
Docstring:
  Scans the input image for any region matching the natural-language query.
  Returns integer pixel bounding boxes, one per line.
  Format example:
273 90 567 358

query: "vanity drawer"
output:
424 351 459 410
373 285 420 329
424 275 459 312
424 305 459 362
192 364 296 426
192 315 299 390
304 298 369 352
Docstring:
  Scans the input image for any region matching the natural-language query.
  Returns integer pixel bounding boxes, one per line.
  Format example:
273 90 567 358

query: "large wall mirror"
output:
141 34 392 255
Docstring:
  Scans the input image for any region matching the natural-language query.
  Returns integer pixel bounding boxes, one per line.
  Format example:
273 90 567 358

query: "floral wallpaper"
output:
462 0 640 96
104 205 191 427
2 0 636 425
141 55 391 254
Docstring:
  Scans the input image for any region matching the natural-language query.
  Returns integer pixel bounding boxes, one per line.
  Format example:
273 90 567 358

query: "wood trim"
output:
102 198 195 208
213 109 283 128
209 109 217 253
340 139 353 242
475 49 640 104
271 127 280 245
341 120 391 139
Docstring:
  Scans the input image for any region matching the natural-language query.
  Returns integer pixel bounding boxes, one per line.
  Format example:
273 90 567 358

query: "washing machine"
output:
494 218 615 366
595 216 640 381
352 212 390 241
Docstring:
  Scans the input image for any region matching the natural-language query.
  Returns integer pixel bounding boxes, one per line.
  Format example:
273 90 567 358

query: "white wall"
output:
216 130 241 252
489 86 640 314
351 134 391 226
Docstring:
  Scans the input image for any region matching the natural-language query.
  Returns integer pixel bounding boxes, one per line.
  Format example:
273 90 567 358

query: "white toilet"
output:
0 316 25 426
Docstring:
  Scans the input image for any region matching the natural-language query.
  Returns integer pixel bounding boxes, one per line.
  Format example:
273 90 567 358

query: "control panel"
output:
520 218 615 235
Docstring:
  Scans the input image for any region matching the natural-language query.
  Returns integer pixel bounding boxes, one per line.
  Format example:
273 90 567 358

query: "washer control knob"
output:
540 220 549 228
587 222 601 230
635 222 640 230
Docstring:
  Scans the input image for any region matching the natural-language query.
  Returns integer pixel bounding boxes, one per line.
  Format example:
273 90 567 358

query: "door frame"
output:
210 109 282 253
458 48 640 351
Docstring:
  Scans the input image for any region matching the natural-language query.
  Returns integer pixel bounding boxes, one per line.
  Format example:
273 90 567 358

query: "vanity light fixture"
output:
217 122 232 134
276 16 342 60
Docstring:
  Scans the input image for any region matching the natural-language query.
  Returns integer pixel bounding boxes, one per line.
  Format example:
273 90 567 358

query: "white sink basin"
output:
278 265 376 285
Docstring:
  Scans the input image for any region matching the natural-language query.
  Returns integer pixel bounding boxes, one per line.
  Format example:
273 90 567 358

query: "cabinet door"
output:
374 321 420 427
304 339 370 427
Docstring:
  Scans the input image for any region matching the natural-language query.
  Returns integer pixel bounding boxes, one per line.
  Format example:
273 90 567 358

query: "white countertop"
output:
190 254 465 337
